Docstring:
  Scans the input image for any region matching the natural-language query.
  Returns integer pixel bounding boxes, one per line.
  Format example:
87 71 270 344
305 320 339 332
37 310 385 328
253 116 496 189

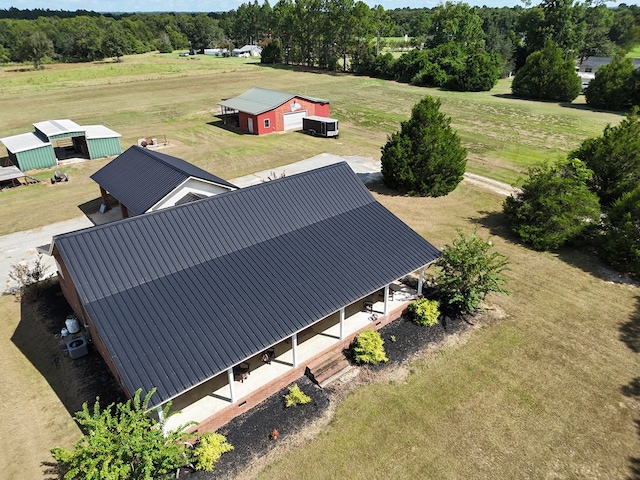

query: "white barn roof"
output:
0 132 50 153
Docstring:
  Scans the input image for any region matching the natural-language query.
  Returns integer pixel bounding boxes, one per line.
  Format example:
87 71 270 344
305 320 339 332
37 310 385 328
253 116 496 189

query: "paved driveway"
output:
0 153 515 292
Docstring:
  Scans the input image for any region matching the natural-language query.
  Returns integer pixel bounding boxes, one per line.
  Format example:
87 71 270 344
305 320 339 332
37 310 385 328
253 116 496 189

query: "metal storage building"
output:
1 119 121 171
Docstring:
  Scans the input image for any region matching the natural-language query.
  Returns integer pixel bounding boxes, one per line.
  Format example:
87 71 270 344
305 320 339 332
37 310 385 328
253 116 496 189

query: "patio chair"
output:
261 348 275 364
233 362 251 382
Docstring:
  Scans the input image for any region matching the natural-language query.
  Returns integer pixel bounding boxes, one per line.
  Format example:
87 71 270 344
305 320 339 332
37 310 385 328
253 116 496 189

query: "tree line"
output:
2 2 639 76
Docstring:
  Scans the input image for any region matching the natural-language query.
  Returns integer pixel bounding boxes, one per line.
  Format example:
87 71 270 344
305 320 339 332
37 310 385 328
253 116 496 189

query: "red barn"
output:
218 87 331 135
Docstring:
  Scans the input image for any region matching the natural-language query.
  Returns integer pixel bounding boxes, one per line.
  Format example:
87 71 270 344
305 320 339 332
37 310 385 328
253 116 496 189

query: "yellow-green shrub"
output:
353 329 388 364
192 432 234 472
407 298 440 326
284 383 312 407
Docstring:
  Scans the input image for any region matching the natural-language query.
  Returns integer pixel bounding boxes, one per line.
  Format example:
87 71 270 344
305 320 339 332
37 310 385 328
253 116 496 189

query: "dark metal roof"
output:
90 145 237 215
54 162 440 409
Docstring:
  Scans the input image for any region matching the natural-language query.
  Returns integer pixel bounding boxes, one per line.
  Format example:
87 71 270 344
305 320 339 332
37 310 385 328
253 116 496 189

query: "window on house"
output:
585 67 592 73
264 119 270 128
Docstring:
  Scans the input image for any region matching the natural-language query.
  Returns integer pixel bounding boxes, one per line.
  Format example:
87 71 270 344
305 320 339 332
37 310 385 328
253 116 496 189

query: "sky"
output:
6 0 534 13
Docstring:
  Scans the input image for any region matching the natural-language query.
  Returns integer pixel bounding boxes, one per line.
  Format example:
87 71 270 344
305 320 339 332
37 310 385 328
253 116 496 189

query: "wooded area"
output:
1 1 639 75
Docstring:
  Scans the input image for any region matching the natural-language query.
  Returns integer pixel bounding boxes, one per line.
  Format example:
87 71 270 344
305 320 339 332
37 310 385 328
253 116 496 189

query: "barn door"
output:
247 118 254 134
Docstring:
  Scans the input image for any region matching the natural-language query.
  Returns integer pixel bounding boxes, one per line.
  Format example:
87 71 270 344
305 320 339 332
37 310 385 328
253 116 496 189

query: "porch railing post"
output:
292 333 298 368
383 284 390 315
339 307 345 340
227 368 236 403
418 266 425 296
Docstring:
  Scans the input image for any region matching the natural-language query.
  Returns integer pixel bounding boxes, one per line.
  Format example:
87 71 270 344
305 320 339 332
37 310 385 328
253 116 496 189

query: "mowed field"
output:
0 52 621 235
0 54 638 479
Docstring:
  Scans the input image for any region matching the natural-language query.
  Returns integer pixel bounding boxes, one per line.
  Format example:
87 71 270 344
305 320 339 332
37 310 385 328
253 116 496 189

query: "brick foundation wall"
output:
191 300 408 434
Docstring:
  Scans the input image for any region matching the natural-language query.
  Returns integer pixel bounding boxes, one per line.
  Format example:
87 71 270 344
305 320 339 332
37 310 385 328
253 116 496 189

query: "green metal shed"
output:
1 132 57 170
84 125 122 159
1 119 122 171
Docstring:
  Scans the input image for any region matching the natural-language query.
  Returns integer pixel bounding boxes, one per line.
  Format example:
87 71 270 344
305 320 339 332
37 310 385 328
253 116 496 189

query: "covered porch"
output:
162 278 423 432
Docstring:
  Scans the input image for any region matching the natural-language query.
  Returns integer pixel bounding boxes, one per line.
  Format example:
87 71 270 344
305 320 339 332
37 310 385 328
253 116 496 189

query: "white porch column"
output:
157 406 167 438
292 333 299 368
227 368 236 403
339 307 345 340
383 284 390 315
417 266 425 296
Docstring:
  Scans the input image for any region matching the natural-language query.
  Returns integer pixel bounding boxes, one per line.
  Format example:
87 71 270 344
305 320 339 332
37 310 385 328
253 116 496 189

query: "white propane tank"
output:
65 316 80 334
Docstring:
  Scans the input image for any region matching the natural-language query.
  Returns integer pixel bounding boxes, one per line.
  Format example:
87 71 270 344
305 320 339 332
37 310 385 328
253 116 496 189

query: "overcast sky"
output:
7 0 531 13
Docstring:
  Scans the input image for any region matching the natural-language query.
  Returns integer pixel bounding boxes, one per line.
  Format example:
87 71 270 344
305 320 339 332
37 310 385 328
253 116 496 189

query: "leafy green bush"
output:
432 228 510 315
407 298 440 326
284 383 312 407
51 389 193 480
353 330 388 364
192 432 234 472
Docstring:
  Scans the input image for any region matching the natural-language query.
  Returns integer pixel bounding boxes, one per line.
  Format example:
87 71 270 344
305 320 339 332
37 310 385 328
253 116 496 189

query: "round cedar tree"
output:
447 50 502 92
602 185 640 278
261 40 283 64
569 109 640 209
585 54 635 110
381 96 467 197
503 158 601 251
511 40 581 102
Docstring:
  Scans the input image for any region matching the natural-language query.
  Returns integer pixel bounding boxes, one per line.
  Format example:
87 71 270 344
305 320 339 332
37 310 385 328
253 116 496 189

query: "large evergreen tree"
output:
602 186 640 278
503 158 600 250
381 96 467 196
569 110 640 208
511 39 581 102
585 54 636 111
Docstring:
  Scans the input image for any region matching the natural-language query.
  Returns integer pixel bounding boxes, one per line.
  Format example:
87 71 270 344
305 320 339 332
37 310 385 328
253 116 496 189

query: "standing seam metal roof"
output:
54 162 440 409
90 145 237 215
218 87 330 115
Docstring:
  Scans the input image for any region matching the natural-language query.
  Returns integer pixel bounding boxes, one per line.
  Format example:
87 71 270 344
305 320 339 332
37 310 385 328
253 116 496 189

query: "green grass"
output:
0 55 638 479
0 55 622 235
254 186 640 480
626 46 640 58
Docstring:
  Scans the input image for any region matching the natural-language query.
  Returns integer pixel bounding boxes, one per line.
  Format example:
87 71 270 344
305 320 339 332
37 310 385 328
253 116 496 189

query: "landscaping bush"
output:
283 383 311 407
353 330 388 364
192 432 234 472
407 298 440 326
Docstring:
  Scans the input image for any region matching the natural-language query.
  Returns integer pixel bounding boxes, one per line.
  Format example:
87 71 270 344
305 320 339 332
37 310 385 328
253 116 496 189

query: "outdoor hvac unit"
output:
66 337 89 359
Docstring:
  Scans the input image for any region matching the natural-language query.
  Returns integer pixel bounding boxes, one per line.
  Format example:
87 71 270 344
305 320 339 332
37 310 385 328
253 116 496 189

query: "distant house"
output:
218 87 331 135
0 119 121 171
51 162 440 431
577 56 640 87
231 45 262 57
91 145 237 218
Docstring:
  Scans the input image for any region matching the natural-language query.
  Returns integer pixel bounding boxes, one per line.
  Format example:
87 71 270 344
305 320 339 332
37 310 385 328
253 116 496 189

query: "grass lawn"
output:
0 54 638 479
0 53 621 235
254 185 640 480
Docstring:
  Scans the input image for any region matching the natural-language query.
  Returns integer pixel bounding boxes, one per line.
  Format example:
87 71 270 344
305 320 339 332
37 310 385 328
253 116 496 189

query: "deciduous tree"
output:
51 389 193 480
430 228 510 316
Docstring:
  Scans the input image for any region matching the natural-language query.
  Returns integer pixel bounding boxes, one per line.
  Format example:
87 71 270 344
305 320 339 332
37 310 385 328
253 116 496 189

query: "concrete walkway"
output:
0 153 515 292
